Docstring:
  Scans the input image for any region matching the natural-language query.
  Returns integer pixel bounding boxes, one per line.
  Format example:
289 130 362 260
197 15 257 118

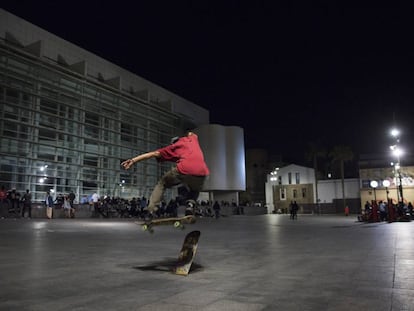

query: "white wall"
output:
196 124 246 191
317 178 360 203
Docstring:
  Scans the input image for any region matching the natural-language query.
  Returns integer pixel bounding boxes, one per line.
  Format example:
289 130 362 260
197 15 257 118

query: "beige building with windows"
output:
359 166 414 207
265 164 361 214
265 164 316 213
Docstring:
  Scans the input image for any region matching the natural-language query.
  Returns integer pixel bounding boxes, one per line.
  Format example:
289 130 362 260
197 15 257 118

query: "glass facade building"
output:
0 9 208 203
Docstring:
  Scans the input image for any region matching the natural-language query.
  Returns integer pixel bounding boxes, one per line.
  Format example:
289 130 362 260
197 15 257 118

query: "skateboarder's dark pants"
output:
148 167 206 211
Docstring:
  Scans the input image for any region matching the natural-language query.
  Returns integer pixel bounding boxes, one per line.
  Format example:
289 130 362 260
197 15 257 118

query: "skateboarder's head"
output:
185 128 195 137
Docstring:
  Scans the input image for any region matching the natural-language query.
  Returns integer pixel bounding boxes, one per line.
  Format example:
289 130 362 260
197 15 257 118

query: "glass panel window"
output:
295 172 300 184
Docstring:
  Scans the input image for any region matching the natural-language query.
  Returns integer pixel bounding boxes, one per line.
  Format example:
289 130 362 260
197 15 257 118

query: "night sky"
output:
2 1 414 165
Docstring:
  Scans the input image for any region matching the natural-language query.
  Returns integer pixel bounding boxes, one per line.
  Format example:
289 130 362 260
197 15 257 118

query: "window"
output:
295 172 300 184
288 172 292 184
280 188 286 200
278 176 282 185
293 189 297 198
302 188 307 198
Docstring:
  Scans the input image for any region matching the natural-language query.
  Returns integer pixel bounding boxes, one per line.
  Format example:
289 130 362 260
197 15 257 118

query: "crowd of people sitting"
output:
0 184 231 220
88 195 220 219
358 200 414 222
0 186 34 218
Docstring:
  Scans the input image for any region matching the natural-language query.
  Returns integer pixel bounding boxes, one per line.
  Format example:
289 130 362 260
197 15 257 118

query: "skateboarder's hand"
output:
121 159 134 170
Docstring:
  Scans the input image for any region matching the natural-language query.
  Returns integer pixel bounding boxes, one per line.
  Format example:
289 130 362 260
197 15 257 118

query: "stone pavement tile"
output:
394 265 414 278
229 293 275 305
201 299 266 311
137 303 197 311
262 297 329 311
393 278 414 290
391 289 414 311
1 216 414 310
20 290 163 311
353 274 395 289
201 279 246 293
162 289 228 306
324 296 392 311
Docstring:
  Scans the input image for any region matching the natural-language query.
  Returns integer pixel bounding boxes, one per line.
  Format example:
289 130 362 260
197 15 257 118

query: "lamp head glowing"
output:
391 128 400 137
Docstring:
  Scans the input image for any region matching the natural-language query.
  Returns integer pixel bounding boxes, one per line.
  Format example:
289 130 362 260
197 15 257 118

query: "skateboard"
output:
136 215 196 233
174 230 201 276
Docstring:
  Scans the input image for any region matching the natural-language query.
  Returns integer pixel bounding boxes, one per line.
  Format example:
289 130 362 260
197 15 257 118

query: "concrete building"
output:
265 163 361 214
0 9 249 207
358 153 414 208
265 164 316 213
0 9 213 203
359 165 414 207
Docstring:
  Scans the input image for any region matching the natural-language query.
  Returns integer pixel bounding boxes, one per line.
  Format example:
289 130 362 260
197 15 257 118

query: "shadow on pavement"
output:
132 257 203 274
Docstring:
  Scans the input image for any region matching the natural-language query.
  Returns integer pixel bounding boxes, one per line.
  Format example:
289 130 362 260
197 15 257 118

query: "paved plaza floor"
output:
1 214 414 311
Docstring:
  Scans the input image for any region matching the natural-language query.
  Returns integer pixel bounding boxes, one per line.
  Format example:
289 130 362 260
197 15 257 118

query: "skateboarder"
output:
121 130 209 214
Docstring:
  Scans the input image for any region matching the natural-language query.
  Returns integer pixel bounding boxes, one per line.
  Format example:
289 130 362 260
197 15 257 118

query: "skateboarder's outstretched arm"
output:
121 151 161 170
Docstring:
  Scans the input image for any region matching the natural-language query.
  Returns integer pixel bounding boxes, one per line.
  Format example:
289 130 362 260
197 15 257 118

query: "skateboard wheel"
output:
174 221 181 228
142 224 148 231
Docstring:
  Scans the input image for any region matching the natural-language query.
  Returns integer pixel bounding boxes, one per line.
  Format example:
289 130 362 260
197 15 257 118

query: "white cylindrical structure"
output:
196 124 246 191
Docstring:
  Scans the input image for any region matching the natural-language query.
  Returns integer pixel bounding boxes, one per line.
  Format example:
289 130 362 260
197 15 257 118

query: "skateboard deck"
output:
174 230 201 276
136 215 196 233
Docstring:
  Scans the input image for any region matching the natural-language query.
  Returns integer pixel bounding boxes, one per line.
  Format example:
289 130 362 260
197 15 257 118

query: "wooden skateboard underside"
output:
136 215 196 233
174 230 201 276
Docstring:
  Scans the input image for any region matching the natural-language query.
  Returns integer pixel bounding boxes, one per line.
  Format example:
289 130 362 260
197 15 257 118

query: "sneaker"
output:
143 213 154 222
146 205 159 214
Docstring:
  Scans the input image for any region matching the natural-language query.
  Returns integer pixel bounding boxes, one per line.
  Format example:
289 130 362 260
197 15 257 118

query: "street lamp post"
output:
390 145 404 203
382 179 394 222
382 180 390 203
370 180 378 203
390 128 404 204
370 180 379 222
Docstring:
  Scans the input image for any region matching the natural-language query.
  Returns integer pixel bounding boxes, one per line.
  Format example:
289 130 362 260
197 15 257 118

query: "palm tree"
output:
329 145 354 211
305 142 326 214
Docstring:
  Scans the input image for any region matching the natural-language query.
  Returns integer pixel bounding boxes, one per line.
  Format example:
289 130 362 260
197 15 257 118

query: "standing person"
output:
213 201 221 219
63 195 72 218
68 190 76 218
140 196 147 215
10 189 20 218
45 191 54 219
289 201 295 219
0 185 8 219
290 201 299 220
408 202 414 219
121 130 209 216
344 205 350 217
91 192 99 217
378 200 387 221
21 189 32 218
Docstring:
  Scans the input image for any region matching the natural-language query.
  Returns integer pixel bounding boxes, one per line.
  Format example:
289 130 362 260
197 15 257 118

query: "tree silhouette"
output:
329 145 354 211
